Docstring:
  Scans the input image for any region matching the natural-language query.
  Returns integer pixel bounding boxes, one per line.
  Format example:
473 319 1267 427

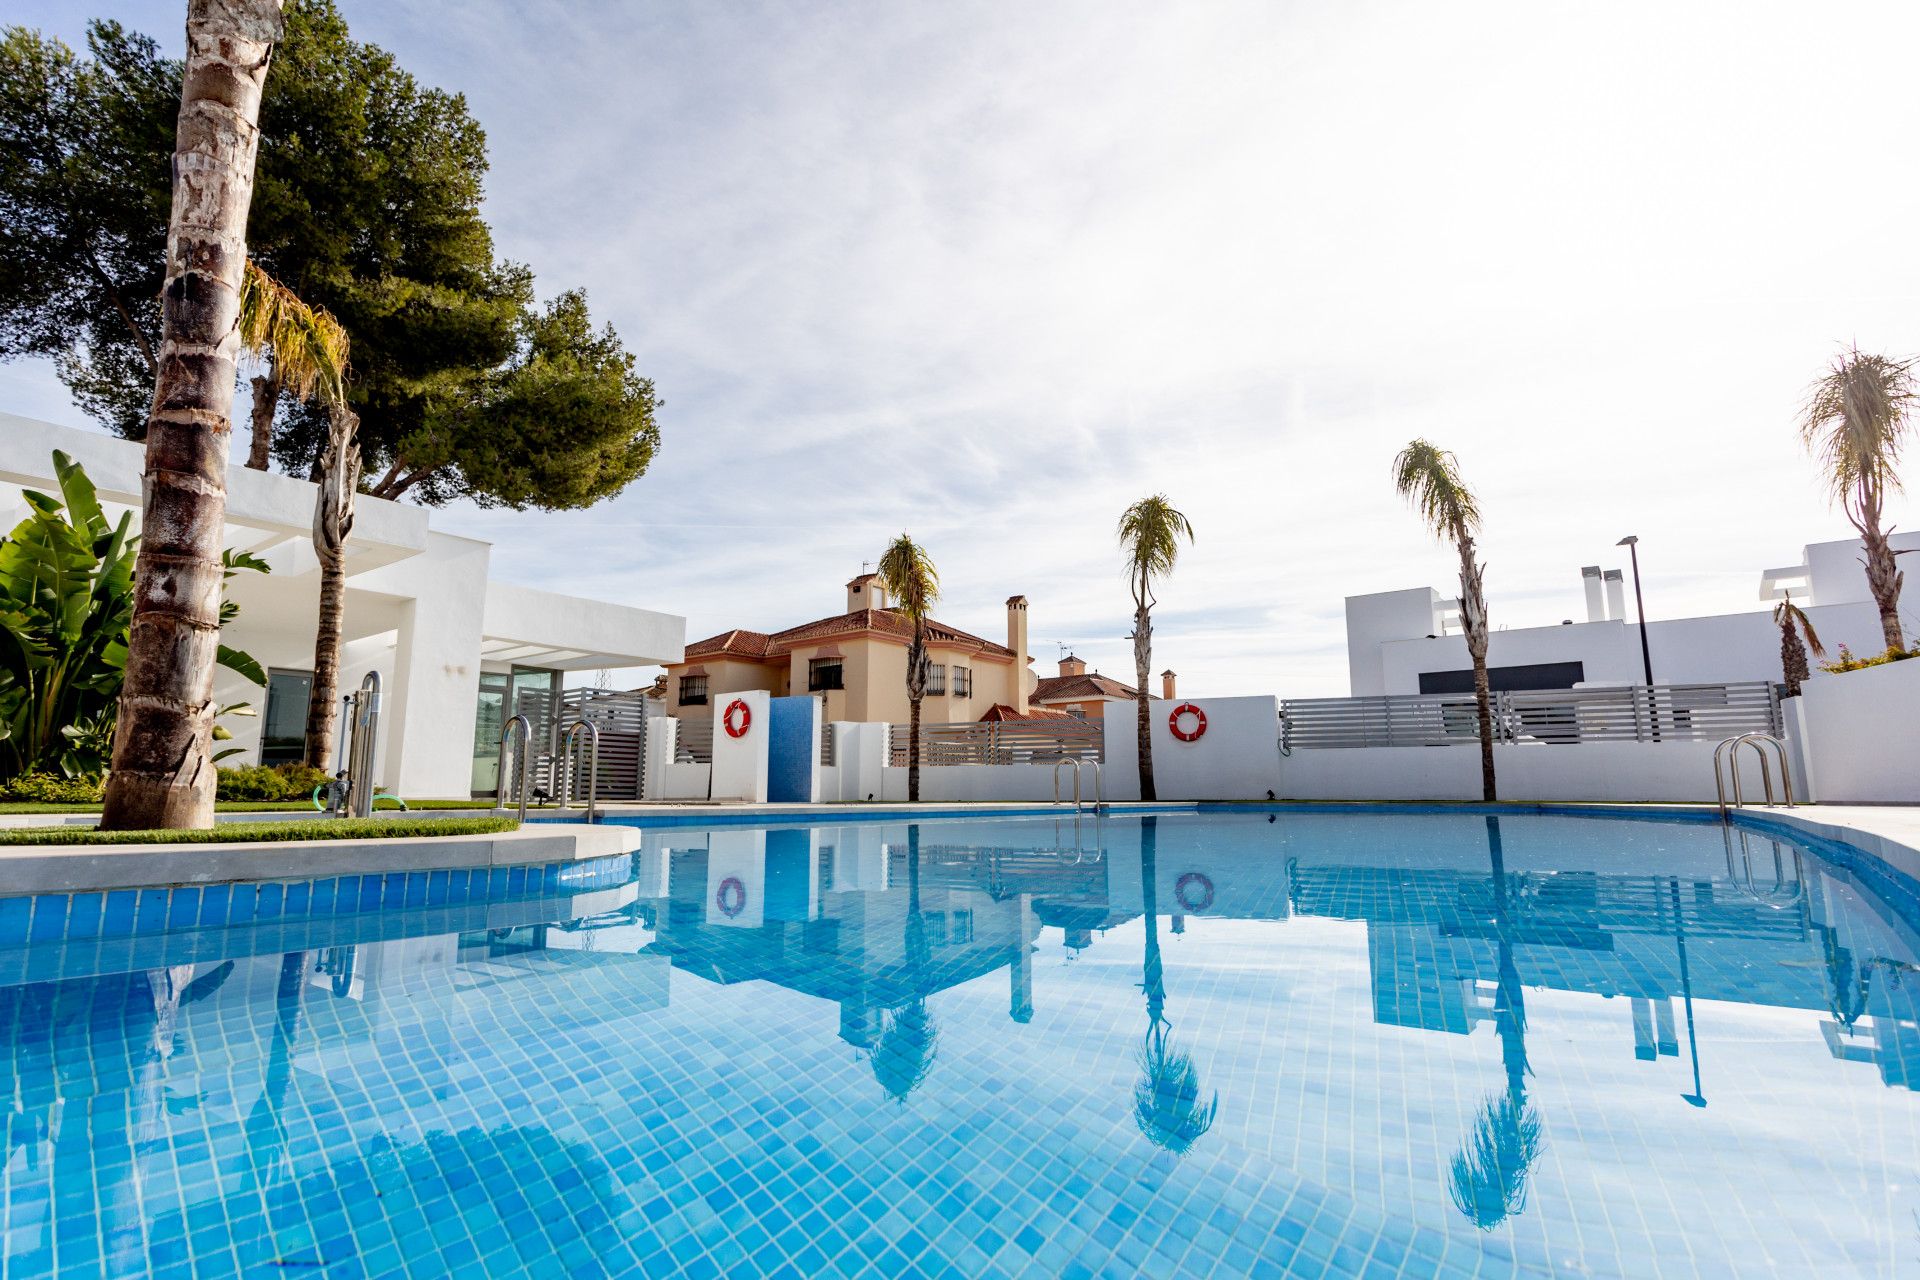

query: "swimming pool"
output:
3 808 1917 1278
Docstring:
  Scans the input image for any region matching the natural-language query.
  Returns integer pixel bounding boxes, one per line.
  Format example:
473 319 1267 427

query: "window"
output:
927 663 946 695
679 675 709 706
1418 661 1586 695
952 666 971 697
808 658 844 691
261 669 313 766
1065 703 1086 719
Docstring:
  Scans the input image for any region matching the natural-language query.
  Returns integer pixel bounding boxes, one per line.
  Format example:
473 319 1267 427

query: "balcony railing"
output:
889 719 1103 766
1279 681 1781 750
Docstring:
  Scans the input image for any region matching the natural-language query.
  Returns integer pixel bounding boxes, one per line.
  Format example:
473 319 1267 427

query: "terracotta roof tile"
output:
1032 672 1138 702
678 608 1016 666
682 628 774 660
977 703 1074 722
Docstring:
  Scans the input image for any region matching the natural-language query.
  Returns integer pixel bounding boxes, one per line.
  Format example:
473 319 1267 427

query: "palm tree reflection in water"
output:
1448 815 1545 1229
1134 817 1219 1155
872 826 939 1102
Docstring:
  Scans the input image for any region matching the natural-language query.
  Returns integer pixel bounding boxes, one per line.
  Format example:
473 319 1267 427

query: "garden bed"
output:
0 816 517 847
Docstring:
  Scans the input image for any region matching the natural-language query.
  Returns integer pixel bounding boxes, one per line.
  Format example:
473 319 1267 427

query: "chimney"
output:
1058 653 1086 678
1581 566 1606 623
1006 595 1029 714
1161 670 1177 700
847 572 886 613
1603 569 1626 622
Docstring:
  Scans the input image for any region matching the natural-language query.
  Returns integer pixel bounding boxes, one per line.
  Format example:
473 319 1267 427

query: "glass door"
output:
471 672 509 795
261 670 314 766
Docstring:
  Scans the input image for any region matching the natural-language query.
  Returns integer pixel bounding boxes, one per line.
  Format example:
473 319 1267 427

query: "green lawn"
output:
0 797 490 816
0 815 519 846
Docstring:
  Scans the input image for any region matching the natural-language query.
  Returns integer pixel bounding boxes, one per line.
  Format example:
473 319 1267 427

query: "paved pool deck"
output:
0 800 1916 897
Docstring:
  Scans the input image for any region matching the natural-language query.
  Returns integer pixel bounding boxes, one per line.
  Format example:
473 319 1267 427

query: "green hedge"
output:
0 816 519 846
0 774 104 805
215 763 333 802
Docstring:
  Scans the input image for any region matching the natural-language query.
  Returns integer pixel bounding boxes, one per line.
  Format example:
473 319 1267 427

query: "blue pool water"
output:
3 809 1919 1278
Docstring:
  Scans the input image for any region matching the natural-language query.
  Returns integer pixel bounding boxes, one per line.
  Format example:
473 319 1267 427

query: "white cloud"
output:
11 0 1920 694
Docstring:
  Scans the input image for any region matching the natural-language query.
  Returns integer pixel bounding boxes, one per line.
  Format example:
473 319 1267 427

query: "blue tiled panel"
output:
0 853 636 949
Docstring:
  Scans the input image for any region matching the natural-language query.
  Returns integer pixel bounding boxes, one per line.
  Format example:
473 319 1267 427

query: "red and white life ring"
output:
1175 872 1215 912
722 699 752 738
715 876 747 918
1169 702 1208 742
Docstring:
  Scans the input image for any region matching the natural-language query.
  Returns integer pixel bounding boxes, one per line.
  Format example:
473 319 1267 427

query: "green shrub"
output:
214 763 334 803
0 815 519 846
1819 644 1916 674
0 772 104 804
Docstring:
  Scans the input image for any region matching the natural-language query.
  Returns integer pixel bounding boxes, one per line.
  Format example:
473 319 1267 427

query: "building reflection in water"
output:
2 811 1919 1265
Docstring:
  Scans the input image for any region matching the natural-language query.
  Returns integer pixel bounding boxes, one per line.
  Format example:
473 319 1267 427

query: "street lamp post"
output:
1618 536 1657 739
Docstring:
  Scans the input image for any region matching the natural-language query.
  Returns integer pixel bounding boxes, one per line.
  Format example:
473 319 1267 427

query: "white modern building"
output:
1344 534 1920 698
0 414 684 799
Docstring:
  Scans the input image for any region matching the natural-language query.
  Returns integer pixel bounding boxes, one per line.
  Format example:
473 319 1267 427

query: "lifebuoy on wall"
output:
1174 872 1215 913
722 698 752 738
1169 702 1208 742
716 876 748 918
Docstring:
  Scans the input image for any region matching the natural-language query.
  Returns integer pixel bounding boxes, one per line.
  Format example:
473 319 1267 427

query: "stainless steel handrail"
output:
1052 757 1082 809
493 714 533 821
558 718 601 823
1713 732 1795 817
347 670 381 819
1721 825 1805 909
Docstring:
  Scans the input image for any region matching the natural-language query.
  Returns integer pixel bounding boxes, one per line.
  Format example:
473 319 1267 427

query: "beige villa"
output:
665 573 1041 728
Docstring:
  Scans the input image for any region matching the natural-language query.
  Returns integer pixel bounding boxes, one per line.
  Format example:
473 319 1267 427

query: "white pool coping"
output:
0 822 638 897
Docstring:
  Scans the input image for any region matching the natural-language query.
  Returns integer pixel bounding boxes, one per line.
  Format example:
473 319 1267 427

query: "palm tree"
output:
101 0 286 831
877 534 939 802
1394 441 1496 802
1799 348 1917 652
237 263 358 769
1448 817 1544 1228
1773 593 1826 698
1117 496 1195 803
872 826 939 1101
1133 816 1218 1155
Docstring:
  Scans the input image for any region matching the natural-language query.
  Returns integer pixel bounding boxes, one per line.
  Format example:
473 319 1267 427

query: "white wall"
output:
1274 739 1786 803
1369 600 1893 696
1794 660 1920 803
1103 696 1283 800
709 689 769 802
880 763 1075 802
1346 588 1445 696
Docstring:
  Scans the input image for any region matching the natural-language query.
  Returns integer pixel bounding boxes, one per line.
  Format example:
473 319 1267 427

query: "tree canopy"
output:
0 2 659 510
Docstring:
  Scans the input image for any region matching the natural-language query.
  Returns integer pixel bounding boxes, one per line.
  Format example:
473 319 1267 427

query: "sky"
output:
8 0 1920 695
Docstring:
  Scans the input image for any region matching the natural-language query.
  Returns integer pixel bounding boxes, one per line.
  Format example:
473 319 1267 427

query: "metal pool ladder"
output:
1712 733 1795 818
1721 825 1805 910
1053 758 1103 812
556 718 600 823
493 714 533 821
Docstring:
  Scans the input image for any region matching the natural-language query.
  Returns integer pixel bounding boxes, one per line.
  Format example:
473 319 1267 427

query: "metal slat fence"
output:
517 687 651 800
1278 681 1779 749
888 719 1103 767
675 716 715 764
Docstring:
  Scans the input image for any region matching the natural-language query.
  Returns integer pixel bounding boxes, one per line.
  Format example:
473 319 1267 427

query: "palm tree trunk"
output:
907 693 922 802
1779 621 1808 697
245 368 278 470
1458 536 1497 803
1858 522 1906 652
905 620 926 802
303 406 359 770
101 0 285 831
1134 597 1155 803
